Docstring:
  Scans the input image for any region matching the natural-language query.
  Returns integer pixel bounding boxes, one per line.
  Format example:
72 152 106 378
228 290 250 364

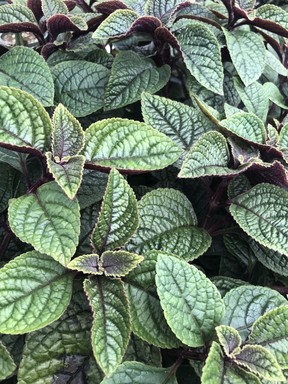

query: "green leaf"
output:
228 175 251 199
41 0 68 19
46 153 85 199
145 0 183 20
92 168 138 252
257 5 288 33
141 92 214 149
52 60 110 117
0 342 16 381
17 283 94 384
104 51 170 111
263 82 288 110
124 335 161 367
234 79 269 122
0 251 73 334
216 325 241 357
179 131 243 178
212 276 249 297
0 163 18 213
0 47 54 107
235 345 285 381
222 285 287 340
201 341 261 384
101 251 144 276
0 86 52 152
0 4 37 24
77 169 108 209
127 188 211 261
101 361 177 384
92 9 138 44
230 183 288 257
266 50 288 77
176 23 224 95
8 181 80 266
249 306 288 368
84 276 131 376
224 29 266 86
83 118 182 171
68 253 102 275
156 254 224 346
221 112 266 144
52 103 84 159
279 124 288 150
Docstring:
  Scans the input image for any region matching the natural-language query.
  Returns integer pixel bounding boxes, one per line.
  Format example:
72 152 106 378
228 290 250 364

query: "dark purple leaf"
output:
64 1 77 12
95 1 128 16
87 15 106 32
154 26 183 58
246 161 288 189
127 16 161 35
27 0 44 22
47 14 85 40
0 23 44 44
41 43 60 60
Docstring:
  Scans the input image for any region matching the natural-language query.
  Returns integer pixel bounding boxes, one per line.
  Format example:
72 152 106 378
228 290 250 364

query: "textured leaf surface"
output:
68 254 102 275
46 153 85 199
176 23 224 95
0 4 37 24
0 342 16 380
92 9 138 43
8 181 80 266
0 251 73 334
104 51 170 110
83 118 182 171
263 82 288 110
224 29 266 86
221 113 266 144
216 325 241 357
84 277 130 376
52 103 84 159
52 60 110 117
0 47 54 107
235 345 284 381
249 306 288 368
101 361 177 384
141 92 214 149
0 86 52 151
17 284 93 384
145 0 183 20
92 168 138 252
127 188 211 261
156 254 224 346
222 285 287 340
230 183 288 256
101 250 144 276
41 0 68 19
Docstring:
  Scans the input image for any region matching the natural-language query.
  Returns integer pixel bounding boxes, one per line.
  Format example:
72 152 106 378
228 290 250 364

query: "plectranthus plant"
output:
0 0 288 383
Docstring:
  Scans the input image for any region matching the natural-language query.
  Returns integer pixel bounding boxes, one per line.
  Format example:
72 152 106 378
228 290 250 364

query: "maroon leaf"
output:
41 43 59 60
128 16 161 35
0 22 44 44
95 1 128 16
246 161 288 189
87 15 106 32
27 0 44 22
47 14 86 40
64 1 77 12
154 26 183 58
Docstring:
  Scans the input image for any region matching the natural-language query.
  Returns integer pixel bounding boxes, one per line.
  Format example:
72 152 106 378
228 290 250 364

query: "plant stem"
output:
162 355 183 384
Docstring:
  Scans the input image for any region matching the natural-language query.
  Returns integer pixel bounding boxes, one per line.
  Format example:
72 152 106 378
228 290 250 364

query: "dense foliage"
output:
0 0 288 383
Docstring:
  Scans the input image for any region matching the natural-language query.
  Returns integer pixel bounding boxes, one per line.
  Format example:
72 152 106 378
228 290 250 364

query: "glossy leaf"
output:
52 60 110 117
0 251 73 334
52 103 84 159
0 342 16 381
83 118 182 171
0 86 52 152
249 306 288 368
176 23 224 95
101 251 144 276
104 51 170 110
84 277 131 376
230 183 288 256
224 29 266 86
141 92 214 149
92 168 138 252
216 325 241 357
263 82 288 110
0 47 54 107
8 181 80 266
156 254 224 346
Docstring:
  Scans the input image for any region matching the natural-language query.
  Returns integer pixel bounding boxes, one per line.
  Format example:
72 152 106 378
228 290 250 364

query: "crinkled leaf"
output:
83 118 182 171
0 342 16 381
0 163 18 213
222 285 287 340
0 251 73 334
52 103 84 159
216 325 241 357
92 168 138 252
176 23 224 95
0 47 54 107
84 276 131 376
127 188 211 261
92 9 138 44
8 181 80 266
101 361 177 384
249 306 288 368
141 92 214 149
145 0 183 21
68 253 102 275
266 50 287 77
46 153 85 199
104 51 170 111
0 147 23 172
0 4 37 24
52 60 110 117
77 169 108 210
256 5 288 40
124 335 161 367
156 254 224 346
230 183 288 256
224 29 266 86
263 82 288 110
0 86 52 152
101 250 144 276
235 345 285 381
41 0 68 19
221 112 266 144
212 276 249 298
228 175 251 199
